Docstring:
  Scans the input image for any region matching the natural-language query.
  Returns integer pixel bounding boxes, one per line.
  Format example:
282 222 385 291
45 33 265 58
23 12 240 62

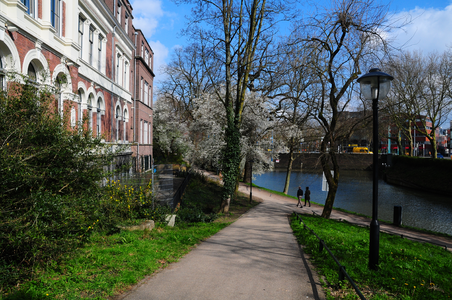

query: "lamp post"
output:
249 159 254 204
357 68 394 270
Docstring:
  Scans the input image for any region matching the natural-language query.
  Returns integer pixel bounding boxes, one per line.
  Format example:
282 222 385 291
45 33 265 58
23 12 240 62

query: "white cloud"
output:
149 40 169 84
130 0 167 39
390 4 452 53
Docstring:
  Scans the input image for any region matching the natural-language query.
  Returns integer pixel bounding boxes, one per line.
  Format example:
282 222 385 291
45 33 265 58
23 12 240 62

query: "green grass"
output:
291 213 452 299
2 223 229 300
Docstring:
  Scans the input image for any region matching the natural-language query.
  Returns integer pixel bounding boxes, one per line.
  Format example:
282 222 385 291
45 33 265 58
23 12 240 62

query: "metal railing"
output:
293 211 366 300
172 172 191 210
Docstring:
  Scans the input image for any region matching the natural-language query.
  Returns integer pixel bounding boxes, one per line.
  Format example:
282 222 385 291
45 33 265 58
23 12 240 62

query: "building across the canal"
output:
0 0 154 172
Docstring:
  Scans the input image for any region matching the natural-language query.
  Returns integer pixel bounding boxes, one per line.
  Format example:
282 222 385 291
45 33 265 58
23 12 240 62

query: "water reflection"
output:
254 170 452 235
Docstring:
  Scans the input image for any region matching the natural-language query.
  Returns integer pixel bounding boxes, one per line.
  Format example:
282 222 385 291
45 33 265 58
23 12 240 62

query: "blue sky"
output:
130 0 452 87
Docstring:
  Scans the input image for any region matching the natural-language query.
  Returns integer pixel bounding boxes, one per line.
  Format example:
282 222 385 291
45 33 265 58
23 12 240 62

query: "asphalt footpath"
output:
118 175 326 300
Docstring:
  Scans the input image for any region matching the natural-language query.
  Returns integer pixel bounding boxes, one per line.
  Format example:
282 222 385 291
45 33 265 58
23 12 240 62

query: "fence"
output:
293 211 366 300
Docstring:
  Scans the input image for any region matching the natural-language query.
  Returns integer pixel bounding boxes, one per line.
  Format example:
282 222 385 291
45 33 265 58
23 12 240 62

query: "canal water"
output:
254 170 452 236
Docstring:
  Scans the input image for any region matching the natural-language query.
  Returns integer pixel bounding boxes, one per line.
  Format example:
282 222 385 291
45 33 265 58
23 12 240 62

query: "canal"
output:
254 170 452 236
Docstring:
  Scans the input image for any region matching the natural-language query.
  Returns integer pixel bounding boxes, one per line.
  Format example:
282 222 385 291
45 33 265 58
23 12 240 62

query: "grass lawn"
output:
292 213 452 299
2 176 260 300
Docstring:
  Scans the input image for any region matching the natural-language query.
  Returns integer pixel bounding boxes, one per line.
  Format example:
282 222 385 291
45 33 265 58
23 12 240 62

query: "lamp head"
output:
357 68 394 101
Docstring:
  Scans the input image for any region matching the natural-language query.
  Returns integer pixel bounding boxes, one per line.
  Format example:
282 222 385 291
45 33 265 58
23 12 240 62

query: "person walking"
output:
296 186 303 207
304 187 311 207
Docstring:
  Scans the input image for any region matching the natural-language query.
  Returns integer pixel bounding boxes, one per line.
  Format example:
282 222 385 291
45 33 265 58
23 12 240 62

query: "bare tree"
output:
383 51 424 156
415 52 452 158
266 42 318 194
384 50 452 158
298 0 390 218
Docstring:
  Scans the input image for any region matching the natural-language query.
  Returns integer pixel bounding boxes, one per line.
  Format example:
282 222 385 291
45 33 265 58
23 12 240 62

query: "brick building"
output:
0 0 154 172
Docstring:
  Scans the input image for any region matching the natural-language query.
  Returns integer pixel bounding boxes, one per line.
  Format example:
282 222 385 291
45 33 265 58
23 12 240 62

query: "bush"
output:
0 81 120 288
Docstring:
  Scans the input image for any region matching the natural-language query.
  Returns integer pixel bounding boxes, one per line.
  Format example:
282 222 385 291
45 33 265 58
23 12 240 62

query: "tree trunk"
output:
283 145 295 194
243 161 251 184
220 197 231 213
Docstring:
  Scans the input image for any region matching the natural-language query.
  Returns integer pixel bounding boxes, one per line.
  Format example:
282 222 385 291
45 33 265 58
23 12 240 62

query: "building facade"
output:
0 0 154 172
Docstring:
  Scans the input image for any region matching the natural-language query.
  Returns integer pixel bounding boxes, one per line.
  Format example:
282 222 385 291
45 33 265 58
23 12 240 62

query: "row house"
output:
0 0 154 172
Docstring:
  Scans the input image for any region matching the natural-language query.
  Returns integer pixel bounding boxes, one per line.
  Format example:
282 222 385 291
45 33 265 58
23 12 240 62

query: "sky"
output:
130 0 452 88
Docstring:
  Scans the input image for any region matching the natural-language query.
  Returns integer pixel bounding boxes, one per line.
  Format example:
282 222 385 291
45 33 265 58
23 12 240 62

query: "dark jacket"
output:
297 189 303 197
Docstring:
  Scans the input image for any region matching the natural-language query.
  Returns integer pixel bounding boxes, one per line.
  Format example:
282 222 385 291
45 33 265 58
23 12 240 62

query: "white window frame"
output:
125 13 129 33
98 35 103 71
97 99 102 137
144 81 149 106
89 26 94 65
51 0 61 36
140 119 143 143
78 17 84 58
117 1 122 23
144 121 148 144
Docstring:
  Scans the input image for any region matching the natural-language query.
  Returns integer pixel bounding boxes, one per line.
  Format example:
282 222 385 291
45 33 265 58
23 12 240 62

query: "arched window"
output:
0 55 5 91
123 109 128 142
115 106 121 141
97 98 102 137
87 94 94 131
77 89 84 123
27 63 37 82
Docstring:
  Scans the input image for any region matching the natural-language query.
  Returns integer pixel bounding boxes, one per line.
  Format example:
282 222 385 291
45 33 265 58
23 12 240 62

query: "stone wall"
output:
274 153 375 171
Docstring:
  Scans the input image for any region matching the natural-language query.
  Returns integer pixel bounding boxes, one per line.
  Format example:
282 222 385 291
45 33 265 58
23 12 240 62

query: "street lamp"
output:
249 159 254 204
357 68 394 270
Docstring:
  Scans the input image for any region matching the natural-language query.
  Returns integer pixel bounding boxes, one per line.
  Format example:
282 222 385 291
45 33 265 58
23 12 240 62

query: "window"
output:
123 61 128 88
117 1 122 23
0 57 5 90
78 17 84 58
123 110 127 141
98 35 103 71
149 123 151 145
140 77 143 101
51 0 61 34
77 90 83 123
87 95 93 131
148 84 152 106
125 14 129 33
116 54 120 83
27 63 36 82
144 121 148 144
140 120 143 143
97 99 102 137
145 50 148 65
116 106 121 141
89 26 94 65
144 81 148 106
141 42 144 57
22 0 35 17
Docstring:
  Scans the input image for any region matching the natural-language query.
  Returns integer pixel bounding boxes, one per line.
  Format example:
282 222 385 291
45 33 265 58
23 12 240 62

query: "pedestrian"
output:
304 187 311 207
296 186 303 207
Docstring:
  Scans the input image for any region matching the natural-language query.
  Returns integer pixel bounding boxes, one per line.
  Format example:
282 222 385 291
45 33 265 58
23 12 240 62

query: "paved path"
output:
119 175 326 300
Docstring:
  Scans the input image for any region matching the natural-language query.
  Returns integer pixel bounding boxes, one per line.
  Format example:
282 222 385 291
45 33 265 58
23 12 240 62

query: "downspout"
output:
133 31 139 171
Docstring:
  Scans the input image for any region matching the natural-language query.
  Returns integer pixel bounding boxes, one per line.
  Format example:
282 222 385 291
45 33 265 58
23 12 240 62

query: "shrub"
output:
0 80 120 288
